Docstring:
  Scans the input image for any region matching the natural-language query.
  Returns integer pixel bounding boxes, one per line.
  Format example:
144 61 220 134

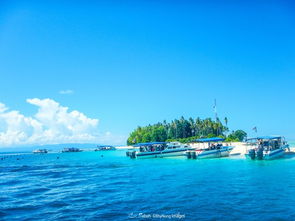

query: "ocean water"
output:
1 149 295 220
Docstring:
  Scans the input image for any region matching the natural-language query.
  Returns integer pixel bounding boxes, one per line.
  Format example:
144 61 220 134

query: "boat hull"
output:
245 147 286 160
197 146 233 159
187 146 233 159
132 148 193 159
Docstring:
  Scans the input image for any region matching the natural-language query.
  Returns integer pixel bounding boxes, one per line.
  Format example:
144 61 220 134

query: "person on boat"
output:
210 144 215 150
208 144 212 150
148 146 151 152
257 140 264 152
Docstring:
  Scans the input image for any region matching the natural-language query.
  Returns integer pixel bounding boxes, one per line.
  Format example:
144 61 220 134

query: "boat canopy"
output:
133 142 166 147
194 137 225 142
247 136 282 141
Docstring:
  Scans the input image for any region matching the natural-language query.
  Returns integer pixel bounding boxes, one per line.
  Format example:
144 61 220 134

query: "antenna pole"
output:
214 99 218 121
214 99 219 136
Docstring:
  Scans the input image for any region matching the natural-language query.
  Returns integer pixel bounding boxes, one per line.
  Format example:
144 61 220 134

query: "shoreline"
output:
117 142 295 155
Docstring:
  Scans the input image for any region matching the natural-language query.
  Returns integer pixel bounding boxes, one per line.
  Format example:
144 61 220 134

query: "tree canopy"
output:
127 116 247 145
226 130 247 142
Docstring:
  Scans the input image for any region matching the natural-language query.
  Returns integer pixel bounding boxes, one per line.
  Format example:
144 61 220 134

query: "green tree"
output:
226 130 247 142
126 116 245 145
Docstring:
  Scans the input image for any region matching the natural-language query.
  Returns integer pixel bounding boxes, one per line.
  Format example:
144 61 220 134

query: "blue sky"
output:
0 0 294 146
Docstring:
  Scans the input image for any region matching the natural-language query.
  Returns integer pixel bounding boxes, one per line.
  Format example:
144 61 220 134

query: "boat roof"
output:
133 142 166 147
194 137 225 142
247 136 282 141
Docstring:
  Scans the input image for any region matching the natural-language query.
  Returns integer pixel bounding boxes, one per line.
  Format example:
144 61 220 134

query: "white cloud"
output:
0 103 8 113
0 98 125 147
59 89 74 95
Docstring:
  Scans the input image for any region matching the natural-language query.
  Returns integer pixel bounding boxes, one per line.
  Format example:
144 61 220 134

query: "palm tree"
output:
189 117 194 136
195 117 202 136
224 117 228 127
224 117 229 136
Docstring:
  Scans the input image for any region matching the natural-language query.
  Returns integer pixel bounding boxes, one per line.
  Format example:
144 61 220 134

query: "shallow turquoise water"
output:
1 150 295 220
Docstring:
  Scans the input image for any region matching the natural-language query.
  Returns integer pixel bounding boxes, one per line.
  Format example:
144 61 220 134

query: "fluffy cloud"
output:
0 98 104 147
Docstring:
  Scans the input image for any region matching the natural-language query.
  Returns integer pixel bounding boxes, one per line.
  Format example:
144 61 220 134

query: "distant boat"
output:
62 147 82 153
126 142 194 159
33 149 48 154
186 137 233 159
245 136 289 160
95 145 116 151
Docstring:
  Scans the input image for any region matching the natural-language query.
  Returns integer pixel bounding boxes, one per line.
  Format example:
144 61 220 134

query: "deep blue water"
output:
1 150 295 220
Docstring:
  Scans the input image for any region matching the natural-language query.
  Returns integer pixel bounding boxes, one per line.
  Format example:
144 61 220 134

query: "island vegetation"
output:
127 116 247 145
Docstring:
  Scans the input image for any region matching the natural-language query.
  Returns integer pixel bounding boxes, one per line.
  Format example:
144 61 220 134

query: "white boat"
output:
187 137 233 159
33 149 48 154
245 136 289 160
126 142 194 159
95 145 116 151
62 147 82 153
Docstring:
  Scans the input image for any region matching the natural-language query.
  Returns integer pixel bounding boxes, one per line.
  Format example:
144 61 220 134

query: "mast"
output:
213 99 218 121
213 99 219 136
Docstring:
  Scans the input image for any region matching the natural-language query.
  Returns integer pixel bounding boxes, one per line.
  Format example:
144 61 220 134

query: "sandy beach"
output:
115 145 134 150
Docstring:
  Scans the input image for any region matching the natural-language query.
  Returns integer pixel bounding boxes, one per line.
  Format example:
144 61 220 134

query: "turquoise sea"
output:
1 145 295 220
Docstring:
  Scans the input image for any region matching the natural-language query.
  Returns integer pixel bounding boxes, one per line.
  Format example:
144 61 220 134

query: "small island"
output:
127 116 247 145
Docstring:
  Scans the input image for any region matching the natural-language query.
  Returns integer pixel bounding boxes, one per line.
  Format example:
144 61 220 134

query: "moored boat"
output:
126 142 194 159
62 147 82 153
186 137 233 159
33 149 48 154
95 145 116 151
245 136 289 160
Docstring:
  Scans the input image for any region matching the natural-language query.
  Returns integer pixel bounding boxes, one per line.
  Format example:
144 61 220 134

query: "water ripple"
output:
1 152 295 220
